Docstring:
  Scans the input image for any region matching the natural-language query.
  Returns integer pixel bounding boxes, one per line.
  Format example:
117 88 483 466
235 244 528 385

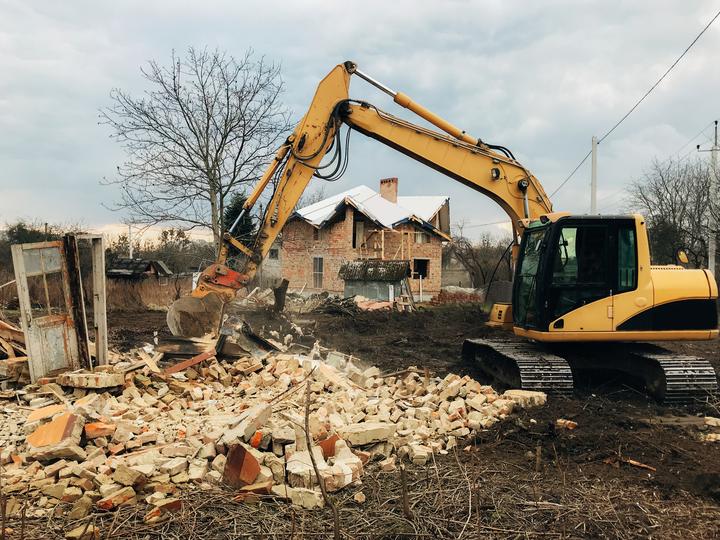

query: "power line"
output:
595 124 717 213
550 9 720 197
549 149 592 197
598 10 720 144
670 119 716 157
457 219 509 229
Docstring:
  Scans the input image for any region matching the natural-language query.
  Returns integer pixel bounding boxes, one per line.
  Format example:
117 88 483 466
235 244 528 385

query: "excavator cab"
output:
513 215 638 333
513 214 718 340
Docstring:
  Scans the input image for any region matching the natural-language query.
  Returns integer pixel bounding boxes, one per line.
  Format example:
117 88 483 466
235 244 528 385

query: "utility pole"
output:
590 136 598 214
698 120 719 275
128 224 133 259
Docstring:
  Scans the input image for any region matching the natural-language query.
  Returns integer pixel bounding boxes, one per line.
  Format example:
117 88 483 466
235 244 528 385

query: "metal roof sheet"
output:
397 196 448 221
106 258 173 278
294 185 449 239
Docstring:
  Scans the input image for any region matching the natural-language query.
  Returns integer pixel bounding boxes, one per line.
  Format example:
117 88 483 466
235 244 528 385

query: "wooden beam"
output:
164 348 216 376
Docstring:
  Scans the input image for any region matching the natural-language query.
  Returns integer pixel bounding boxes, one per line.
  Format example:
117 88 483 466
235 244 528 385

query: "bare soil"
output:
98 305 720 538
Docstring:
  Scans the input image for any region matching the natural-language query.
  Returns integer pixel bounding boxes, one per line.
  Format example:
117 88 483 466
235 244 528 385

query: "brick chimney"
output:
379 177 398 203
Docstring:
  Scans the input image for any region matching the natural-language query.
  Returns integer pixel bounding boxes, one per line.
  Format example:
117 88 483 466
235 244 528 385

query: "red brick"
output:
222 445 260 488
318 433 340 459
84 422 117 439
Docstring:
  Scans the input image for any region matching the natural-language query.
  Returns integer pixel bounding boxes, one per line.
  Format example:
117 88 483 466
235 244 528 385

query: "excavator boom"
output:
168 61 552 336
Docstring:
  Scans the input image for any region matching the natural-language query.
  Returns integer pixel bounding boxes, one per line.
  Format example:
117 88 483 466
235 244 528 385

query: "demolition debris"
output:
0 315 549 524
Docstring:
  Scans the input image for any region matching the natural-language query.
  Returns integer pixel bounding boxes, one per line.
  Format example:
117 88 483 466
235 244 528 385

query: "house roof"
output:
107 258 173 278
338 260 410 282
397 196 448 222
294 185 450 240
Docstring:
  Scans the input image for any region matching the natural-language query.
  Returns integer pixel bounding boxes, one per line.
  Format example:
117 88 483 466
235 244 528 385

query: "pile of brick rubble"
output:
0 342 547 528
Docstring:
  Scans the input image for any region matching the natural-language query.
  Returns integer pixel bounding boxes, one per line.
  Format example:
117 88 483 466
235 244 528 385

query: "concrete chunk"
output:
160 457 188 476
113 463 146 486
338 422 396 446
290 487 325 509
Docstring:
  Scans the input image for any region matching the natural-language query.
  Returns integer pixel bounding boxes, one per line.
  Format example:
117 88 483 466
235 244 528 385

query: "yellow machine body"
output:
487 303 513 330
511 214 718 342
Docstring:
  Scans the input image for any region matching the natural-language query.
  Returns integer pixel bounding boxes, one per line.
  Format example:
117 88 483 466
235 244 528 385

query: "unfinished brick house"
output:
280 178 450 300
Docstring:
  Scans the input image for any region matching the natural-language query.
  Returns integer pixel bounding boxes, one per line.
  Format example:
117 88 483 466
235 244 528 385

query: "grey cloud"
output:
0 0 718 238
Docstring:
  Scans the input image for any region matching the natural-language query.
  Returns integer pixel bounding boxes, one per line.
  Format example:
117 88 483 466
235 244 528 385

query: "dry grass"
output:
8 451 719 540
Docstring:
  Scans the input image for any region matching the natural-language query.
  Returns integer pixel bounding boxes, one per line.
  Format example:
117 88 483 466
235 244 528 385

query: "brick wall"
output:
378 224 442 298
281 207 444 298
280 207 354 293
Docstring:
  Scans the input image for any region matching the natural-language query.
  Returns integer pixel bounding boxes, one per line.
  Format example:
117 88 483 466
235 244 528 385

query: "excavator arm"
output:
168 61 554 336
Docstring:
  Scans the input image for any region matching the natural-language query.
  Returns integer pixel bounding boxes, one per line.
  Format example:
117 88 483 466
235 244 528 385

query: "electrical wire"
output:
458 219 510 229
550 9 720 197
597 10 720 145
549 150 593 197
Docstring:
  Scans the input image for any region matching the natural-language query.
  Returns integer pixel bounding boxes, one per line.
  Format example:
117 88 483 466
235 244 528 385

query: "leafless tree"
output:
295 185 326 210
446 226 513 287
626 157 715 267
100 47 292 253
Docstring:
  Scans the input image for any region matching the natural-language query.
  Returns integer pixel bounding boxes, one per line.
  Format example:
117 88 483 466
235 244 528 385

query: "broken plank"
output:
164 349 216 376
137 350 163 374
0 337 16 358
155 336 215 356
0 319 24 345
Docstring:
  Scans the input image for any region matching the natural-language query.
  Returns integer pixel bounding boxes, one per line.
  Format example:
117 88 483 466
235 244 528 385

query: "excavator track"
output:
629 350 717 404
462 339 573 396
463 338 718 404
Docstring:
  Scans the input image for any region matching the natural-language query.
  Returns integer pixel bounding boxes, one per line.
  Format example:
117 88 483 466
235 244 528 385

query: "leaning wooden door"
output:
11 241 81 381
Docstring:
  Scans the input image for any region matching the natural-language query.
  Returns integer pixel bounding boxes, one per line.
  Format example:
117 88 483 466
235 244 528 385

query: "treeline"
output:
628 157 718 268
0 221 217 277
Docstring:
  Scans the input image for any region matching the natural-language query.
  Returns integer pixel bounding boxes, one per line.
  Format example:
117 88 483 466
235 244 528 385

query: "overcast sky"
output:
1 0 719 241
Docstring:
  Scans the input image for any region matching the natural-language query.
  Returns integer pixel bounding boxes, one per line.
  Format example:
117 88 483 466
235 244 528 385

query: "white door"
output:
11 241 81 381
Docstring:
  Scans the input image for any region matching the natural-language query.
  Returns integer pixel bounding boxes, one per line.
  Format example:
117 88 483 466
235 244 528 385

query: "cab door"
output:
544 222 614 331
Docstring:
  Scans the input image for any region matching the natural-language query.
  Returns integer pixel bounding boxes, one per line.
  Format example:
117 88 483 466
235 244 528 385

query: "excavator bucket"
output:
166 293 225 338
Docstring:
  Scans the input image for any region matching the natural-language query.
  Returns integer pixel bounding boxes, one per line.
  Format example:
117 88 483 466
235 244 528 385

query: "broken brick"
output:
223 444 261 488
97 486 137 510
26 412 86 462
84 422 117 439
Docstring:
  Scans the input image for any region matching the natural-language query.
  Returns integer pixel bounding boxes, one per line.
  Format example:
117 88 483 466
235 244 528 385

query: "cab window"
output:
617 226 637 292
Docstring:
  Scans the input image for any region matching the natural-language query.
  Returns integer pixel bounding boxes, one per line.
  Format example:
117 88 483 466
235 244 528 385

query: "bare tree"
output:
295 185 327 210
626 157 714 267
446 226 513 287
100 47 292 253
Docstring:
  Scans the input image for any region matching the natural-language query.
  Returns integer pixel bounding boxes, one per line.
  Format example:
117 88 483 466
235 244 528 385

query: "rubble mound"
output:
0 338 547 519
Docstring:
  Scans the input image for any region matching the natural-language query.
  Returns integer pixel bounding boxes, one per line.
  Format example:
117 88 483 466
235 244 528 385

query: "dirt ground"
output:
98 305 720 538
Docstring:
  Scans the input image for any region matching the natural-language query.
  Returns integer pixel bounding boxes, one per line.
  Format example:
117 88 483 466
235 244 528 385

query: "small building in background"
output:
339 259 411 301
281 177 450 301
106 258 173 280
441 249 474 288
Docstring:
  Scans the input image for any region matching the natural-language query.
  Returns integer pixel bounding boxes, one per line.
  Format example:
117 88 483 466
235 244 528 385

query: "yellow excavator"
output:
167 61 718 403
